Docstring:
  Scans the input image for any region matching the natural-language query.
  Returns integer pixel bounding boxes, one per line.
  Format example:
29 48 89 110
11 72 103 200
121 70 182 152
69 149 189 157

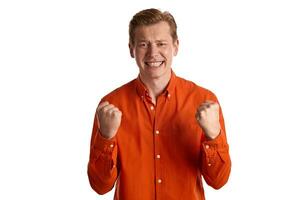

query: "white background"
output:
1 0 300 199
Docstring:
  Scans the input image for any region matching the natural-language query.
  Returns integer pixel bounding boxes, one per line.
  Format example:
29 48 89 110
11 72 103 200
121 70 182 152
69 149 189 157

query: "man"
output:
88 8 231 200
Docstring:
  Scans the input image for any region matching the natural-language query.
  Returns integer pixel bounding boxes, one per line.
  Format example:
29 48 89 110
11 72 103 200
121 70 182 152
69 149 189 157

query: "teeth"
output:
145 61 163 67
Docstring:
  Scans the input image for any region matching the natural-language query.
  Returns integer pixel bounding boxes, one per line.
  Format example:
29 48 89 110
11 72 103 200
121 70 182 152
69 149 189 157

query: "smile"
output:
144 61 164 67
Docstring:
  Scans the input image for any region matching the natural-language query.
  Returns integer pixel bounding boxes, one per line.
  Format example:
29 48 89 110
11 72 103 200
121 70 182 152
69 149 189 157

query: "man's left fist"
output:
195 100 221 139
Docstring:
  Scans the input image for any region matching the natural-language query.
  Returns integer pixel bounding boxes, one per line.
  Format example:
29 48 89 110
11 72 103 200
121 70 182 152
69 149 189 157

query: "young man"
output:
88 8 231 200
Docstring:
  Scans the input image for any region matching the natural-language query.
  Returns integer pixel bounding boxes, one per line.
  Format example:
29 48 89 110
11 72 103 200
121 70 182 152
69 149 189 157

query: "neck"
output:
139 71 171 104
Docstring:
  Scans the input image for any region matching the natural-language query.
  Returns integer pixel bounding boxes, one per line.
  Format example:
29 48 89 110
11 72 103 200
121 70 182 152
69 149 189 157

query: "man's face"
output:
129 21 179 81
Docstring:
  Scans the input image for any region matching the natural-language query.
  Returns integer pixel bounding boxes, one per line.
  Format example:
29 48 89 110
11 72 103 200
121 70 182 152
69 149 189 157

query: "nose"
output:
146 44 159 57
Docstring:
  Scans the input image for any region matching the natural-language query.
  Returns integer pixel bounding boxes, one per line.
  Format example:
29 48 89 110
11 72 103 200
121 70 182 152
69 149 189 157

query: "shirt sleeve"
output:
87 114 118 195
200 92 231 189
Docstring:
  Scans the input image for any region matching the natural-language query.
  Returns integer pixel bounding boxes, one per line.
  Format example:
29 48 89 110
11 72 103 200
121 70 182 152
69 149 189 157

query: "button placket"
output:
154 127 162 188
153 97 166 196
154 128 162 190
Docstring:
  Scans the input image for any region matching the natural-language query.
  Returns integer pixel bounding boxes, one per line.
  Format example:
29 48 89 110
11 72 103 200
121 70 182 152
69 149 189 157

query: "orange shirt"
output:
88 71 231 200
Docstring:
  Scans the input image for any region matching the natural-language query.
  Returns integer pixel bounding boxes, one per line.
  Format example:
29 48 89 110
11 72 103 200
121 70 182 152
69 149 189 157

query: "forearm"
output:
87 117 118 194
201 130 231 189
88 150 118 194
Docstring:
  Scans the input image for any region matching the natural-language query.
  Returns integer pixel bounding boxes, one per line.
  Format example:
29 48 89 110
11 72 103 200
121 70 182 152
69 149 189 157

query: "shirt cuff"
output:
93 128 117 154
202 129 228 151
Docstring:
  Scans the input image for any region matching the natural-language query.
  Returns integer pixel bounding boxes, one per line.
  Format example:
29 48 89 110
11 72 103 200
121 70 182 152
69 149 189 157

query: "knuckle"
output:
213 104 219 110
200 110 205 116
102 107 108 113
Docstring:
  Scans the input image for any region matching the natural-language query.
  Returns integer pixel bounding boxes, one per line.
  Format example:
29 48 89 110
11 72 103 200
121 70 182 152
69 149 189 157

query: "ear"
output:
129 43 134 58
173 39 179 56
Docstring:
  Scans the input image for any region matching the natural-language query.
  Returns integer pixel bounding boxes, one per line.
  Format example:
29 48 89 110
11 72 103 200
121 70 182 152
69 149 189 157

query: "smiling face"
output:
129 21 179 82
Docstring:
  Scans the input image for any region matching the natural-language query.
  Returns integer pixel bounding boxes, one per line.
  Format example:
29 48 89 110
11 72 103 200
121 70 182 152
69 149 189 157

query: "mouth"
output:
144 61 165 68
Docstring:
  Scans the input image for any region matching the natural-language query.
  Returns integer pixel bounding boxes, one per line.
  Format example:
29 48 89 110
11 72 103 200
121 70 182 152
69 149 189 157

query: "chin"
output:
144 67 171 79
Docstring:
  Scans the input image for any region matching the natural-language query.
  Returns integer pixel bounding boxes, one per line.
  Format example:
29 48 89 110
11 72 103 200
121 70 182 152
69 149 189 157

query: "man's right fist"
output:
96 101 122 139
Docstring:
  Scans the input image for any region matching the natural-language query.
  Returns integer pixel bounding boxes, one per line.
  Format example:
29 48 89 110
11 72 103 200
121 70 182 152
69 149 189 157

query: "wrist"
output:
204 128 220 140
99 128 116 139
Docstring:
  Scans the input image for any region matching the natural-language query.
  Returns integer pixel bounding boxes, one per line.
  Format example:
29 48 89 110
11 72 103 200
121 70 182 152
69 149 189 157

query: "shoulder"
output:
100 79 136 104
175 75 218 101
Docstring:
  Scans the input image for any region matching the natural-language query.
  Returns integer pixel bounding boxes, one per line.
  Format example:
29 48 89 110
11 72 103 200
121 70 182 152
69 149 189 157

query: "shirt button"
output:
208 163 212 167
167 93 171 98
157 179 162 183
205 145 209 149
110 144 114 148
155 130 160 135
156 154 161 159
150 106 154 110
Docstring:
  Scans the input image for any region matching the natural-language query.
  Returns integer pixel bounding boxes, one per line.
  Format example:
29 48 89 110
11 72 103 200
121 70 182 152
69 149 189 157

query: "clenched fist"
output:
195 100 221 140
96 101 122 139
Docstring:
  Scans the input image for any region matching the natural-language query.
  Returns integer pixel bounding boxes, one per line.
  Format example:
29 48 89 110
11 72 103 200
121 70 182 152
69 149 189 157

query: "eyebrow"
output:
136 40 168 43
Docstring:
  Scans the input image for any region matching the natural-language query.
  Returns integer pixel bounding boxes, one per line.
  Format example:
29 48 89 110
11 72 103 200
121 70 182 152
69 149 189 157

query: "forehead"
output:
134 21 172 41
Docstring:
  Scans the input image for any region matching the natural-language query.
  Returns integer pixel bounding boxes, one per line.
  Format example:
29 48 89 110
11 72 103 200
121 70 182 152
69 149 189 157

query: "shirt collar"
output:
135 70 177 99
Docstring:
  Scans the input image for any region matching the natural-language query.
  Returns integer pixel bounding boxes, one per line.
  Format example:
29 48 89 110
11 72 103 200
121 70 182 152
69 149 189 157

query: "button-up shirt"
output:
88 71 231 200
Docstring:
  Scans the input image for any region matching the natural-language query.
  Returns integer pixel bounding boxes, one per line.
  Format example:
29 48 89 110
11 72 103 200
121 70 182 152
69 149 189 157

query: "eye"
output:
157 42 167 47
138 42 148 48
